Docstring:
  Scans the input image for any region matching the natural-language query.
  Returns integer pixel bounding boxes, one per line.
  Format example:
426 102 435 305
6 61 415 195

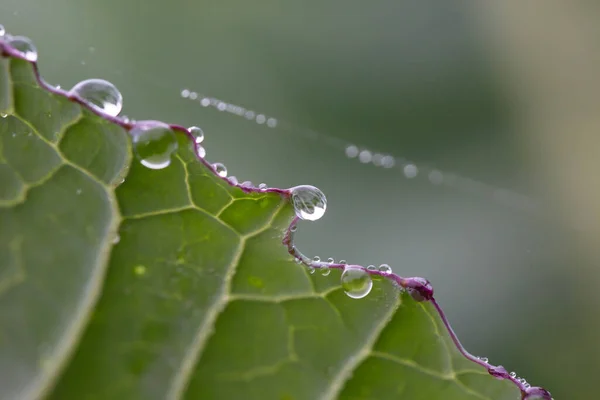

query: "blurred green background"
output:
2 1 599 398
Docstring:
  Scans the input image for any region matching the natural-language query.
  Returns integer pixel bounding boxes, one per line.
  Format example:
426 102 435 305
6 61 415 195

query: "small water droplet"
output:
266 118 277 127
290 225 297 232
403 164 418 178
200 98 210 107
313 256 320 263
327 257 335 263
294 257 302 264
241 181 254 188
188 126 204 143
366 265 377 271
189 92 198 100
256 114 266 124
339 260 347 265
341 267 373 299
308 266 316 274
480 357 489 363
290 185 327 221
378 264 392 274
428 170 443 185
258 183 267 190
345 145 359 158
358 150 372 163
0 24 5 37
213 163 227 177
196 145 206 158
228 176 238 185
321 265 331 276
130 121 178 169
7 35 38 61
509 372 517 378
69 79 123 117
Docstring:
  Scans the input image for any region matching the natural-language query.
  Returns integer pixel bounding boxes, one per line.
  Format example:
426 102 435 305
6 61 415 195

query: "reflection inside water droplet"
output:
69 78 123 117
290 185 327 221
130 121 178 169
341 267 373 299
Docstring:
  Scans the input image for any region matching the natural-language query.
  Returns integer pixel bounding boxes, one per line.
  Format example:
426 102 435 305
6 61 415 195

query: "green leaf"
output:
0 42 531 400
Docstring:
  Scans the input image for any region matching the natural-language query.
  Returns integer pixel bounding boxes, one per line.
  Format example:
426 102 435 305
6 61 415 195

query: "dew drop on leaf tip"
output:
69 78 123 117
341 267 373 299
130 121 178 170
6 35 38 62
290 185 327 221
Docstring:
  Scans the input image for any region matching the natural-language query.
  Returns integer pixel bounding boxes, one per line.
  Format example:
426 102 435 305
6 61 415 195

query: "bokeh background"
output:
2 1 598 398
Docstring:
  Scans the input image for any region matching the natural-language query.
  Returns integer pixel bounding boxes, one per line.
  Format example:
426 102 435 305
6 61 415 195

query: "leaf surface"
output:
0 46 523 400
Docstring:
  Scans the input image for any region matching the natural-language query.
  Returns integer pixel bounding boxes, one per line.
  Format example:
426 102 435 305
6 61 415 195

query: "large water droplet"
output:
213 163 227 177
69 79 123 117
188 126 204 143
130 121 178 169
320 265 331 276
341 267 373 299
7 35 38 61
291 185 327 221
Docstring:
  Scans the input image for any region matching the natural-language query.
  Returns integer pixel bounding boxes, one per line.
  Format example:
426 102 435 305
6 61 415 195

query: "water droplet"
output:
339 260 347 265
290 185 327 221
256 114 266 124
480 357 489 363
428 170 443 185
258 183 267 190
69 79 123 117
378 264 392 274
327 257 335 263
241 181 253 188
290 225 297 232
294 257 302 264
341 267 373 299
213 163 227 177
112 234 120 244
366 265 377 271
358 150 372 163
130 121 178 169
196 145 206 158
188 126 204 143
228 176 238 185
0 25 6 37
313 256 320 263
321 265 331 276
189 92 198 100
266 118 277 128
180 89 190 98
200 98 210 107
7 35 38 61
403 164 418 178
381 155 395 168
509 372 517 378
0 113 7 118
308 266 316 274
345 145 359 158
